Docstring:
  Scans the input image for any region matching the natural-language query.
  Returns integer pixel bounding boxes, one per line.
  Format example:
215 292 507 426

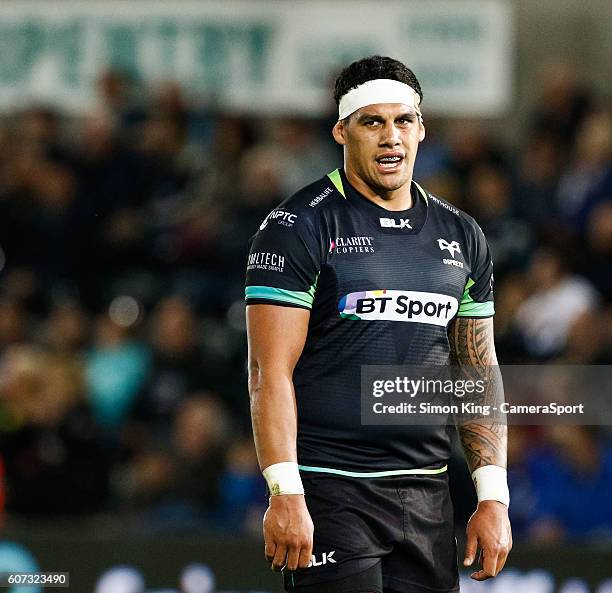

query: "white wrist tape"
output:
263 462 304 496
471 465 510 506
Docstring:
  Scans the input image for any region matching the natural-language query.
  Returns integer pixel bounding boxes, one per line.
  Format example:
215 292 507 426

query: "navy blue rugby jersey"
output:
245 168 494 475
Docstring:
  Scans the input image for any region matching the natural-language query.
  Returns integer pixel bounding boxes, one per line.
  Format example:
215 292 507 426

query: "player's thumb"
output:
463 531 477 566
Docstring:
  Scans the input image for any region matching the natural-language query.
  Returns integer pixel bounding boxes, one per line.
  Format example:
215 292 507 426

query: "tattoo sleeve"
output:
448 317 507 472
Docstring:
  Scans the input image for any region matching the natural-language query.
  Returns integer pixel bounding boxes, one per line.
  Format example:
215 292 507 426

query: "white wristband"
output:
471 465 510 507
262 462 304 496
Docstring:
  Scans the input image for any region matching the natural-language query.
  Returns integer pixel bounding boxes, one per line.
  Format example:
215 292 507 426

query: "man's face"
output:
332 102 425 194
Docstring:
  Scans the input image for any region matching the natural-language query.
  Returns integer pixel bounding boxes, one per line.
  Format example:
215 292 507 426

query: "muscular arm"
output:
448 316 511 580
448 317 506 471
247 303 310 468
247 303 313 572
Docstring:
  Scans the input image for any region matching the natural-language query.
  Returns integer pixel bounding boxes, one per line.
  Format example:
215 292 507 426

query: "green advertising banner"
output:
0 0 513 115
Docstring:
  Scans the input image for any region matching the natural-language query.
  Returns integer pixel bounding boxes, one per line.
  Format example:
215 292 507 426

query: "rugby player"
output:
246 55 511 593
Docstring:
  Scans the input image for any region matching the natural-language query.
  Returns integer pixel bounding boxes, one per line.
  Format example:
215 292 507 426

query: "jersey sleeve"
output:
245 208 322 310
457 222 495 318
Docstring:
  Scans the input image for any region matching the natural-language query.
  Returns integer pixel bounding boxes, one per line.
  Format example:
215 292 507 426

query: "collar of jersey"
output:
331 168 429 235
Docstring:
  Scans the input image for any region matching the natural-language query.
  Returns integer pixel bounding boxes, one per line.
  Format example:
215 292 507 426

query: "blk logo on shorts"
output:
308 551 336 568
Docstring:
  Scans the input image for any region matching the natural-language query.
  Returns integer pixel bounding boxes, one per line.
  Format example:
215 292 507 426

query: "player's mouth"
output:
375 152 404 173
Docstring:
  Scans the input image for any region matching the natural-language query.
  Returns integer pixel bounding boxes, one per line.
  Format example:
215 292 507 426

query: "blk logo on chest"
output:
380 217 412 229
308 551 336 567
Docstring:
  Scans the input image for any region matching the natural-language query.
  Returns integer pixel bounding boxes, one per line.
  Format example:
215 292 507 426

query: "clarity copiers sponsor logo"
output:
338 289 458 326
329 236 375 255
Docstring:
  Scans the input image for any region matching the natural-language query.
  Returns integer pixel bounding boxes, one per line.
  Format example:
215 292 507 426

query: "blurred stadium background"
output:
0 0 611 591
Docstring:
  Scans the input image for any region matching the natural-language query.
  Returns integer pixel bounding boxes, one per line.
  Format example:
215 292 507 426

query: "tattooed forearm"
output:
448 316 494 367
457 420 507 469
448 317 507 472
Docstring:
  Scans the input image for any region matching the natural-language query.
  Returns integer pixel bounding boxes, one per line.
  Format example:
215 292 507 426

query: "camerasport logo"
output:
329 236 374 255
338 289 458 326
247 252 285 272
259 209 298 230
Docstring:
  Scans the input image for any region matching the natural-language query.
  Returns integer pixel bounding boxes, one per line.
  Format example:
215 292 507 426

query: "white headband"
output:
338 79 421 120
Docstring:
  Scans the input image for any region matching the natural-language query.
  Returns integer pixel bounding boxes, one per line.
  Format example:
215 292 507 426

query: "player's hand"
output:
463 500 512 580
263 494 314 572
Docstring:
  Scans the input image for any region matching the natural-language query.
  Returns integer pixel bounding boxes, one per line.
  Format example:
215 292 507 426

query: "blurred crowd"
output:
0 65 611 543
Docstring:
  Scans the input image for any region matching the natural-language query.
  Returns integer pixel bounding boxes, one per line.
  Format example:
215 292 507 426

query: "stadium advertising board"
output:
0 0 513 115
1 537 611 592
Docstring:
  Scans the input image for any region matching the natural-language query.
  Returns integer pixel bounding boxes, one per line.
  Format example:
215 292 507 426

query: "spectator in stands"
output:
530 61 594 151
466 163 533 275
219 436 266 533
41 300 91 355
556 309 612 364
0 346 109 515
505 426 542 539
446 120 508 200
556 109 612 233
0 298 29 349
512 245 599 358
528 426 612 542
584 200 612 299
514 132 562 226
85 313 151 435
119 393 228 530
131 296 212 440
266 117 340 196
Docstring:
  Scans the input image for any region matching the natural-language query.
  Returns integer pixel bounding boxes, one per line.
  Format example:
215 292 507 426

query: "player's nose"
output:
379 120 401 146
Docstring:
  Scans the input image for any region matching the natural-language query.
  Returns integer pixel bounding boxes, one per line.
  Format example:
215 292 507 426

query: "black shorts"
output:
284 472 459 593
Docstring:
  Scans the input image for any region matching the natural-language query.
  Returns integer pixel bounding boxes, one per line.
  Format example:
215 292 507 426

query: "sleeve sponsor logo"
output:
309 186 333 207
259 209 298 231
338 290 459 326
247 251 285 272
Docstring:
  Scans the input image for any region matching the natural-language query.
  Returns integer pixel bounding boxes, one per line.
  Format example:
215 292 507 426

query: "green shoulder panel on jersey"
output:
457 277 495 317
282 171 346 211
327 169 346 198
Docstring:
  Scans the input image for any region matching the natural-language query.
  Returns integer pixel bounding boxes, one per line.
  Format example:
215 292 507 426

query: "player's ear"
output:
332 120 347 146
418 116 425 142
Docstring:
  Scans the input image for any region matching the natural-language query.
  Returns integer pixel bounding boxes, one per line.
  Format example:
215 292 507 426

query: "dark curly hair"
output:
333 55 423 110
